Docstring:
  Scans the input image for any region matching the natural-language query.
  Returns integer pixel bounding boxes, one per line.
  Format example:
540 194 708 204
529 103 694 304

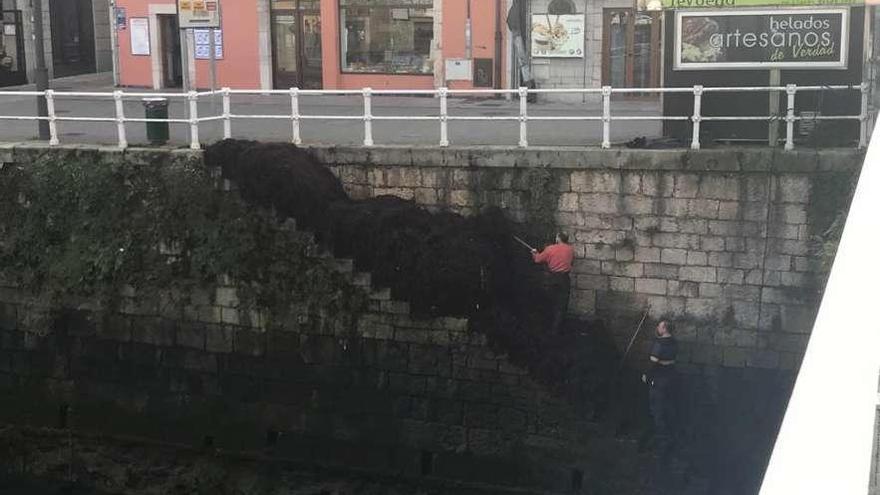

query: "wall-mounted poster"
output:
130 18 150 56
115 7 126 30
530 14 584 58
674 8 848 70
193 29 223 59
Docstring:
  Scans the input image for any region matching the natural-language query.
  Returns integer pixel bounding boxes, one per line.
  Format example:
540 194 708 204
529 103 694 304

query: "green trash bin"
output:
143 97 170 145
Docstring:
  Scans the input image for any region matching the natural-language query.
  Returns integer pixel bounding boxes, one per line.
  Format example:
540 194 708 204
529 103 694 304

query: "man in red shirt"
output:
531 232 574 333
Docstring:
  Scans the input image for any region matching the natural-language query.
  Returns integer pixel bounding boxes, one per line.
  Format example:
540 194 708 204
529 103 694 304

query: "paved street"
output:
0 73 662 148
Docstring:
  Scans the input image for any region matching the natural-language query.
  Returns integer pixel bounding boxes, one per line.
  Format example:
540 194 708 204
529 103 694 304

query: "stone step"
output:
330 258 354 274
352 272 371 288
281 218 297 232
369 288 391 301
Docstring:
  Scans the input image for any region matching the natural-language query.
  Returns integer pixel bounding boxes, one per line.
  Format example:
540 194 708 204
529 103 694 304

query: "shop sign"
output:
178 0 221 29
662 0 861 8
530 14 584 58
674 9 848 69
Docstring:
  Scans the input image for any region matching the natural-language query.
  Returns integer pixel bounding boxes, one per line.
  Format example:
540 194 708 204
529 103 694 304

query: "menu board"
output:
178 0 220 29
675 9 848 69
530 14 584 58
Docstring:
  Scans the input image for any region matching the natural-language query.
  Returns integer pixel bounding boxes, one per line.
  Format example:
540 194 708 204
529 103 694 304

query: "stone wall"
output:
317 146 861 372
0 145 643 494
0 144 862 495
0 277 622 492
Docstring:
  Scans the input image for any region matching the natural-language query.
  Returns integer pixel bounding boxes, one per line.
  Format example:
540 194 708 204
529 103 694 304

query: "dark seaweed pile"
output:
206 140 347 232
205 140 617 402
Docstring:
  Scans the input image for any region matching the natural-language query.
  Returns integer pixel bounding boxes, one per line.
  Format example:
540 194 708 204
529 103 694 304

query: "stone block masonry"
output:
0 144 845 494
0 144 646 495
318 146 862 372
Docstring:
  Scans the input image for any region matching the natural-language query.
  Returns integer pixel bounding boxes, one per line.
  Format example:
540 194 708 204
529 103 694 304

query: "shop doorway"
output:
49 0 96 78
158 14 182 88
0 10 27 87
602 9 660 95
271 0 323 89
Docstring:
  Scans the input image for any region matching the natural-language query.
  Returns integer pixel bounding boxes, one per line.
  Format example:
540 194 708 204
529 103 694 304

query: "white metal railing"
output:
0 84 870 150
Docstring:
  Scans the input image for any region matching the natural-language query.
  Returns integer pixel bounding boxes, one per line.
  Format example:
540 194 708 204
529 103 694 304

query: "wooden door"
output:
602 9 661 92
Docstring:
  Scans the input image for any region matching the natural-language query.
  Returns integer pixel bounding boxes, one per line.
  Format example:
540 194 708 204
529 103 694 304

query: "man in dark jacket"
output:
642 319 678 453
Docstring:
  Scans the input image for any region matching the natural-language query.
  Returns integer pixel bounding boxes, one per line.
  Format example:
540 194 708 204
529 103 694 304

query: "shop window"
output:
340 0 434 74
547 0 576 15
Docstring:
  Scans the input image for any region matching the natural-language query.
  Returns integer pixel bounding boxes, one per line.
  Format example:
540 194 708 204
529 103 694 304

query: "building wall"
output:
14 0 111 82
17 0 54 81
92 0 113 73
115 0 262 89
192 0 261 89
528 0 634 102
112 0 506 90
440 0 507 90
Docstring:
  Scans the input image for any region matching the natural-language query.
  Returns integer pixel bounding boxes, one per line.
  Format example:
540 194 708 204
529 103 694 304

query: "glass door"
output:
271 0 323 89
602 9 660 94
300 13 322 89
272 11 299 88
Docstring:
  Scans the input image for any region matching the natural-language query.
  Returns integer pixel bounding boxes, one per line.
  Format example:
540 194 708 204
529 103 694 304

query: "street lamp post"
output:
31 0 50 140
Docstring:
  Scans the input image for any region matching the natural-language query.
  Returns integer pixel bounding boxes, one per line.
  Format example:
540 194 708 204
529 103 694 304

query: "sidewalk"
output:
0 72 663 148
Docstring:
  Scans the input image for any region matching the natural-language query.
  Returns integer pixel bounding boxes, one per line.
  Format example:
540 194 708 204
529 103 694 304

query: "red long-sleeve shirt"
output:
532 243 574 273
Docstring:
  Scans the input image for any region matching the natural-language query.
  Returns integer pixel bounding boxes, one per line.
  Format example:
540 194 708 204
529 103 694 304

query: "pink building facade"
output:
113 0 507 91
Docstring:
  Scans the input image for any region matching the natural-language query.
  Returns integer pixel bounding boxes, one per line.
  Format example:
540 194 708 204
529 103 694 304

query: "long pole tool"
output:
512 235 536 251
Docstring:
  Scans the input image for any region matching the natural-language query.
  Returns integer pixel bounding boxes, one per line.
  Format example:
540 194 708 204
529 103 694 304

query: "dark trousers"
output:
548 271 570 333
648 370 677 453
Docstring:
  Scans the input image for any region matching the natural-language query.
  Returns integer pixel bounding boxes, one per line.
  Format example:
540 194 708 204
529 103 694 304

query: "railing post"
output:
222 87 232 139
44 89 59 145
113 90 127 149
859 82 869 149
290 87 301 145
785 84 797 151
601 86 611 149
691 85 703 150
439 87 449 147
188 90 200 150
518 86 528 148
363 87 374 147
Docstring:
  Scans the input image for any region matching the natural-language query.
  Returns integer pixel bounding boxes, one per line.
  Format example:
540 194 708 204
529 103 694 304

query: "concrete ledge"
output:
1 142 864 174
306 145 864 173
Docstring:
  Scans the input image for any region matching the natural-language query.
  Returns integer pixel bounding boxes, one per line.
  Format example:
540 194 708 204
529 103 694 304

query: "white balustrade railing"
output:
0 84 870 150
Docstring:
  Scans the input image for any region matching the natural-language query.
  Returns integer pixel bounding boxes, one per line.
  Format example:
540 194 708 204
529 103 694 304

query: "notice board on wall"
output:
130 18 150 56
